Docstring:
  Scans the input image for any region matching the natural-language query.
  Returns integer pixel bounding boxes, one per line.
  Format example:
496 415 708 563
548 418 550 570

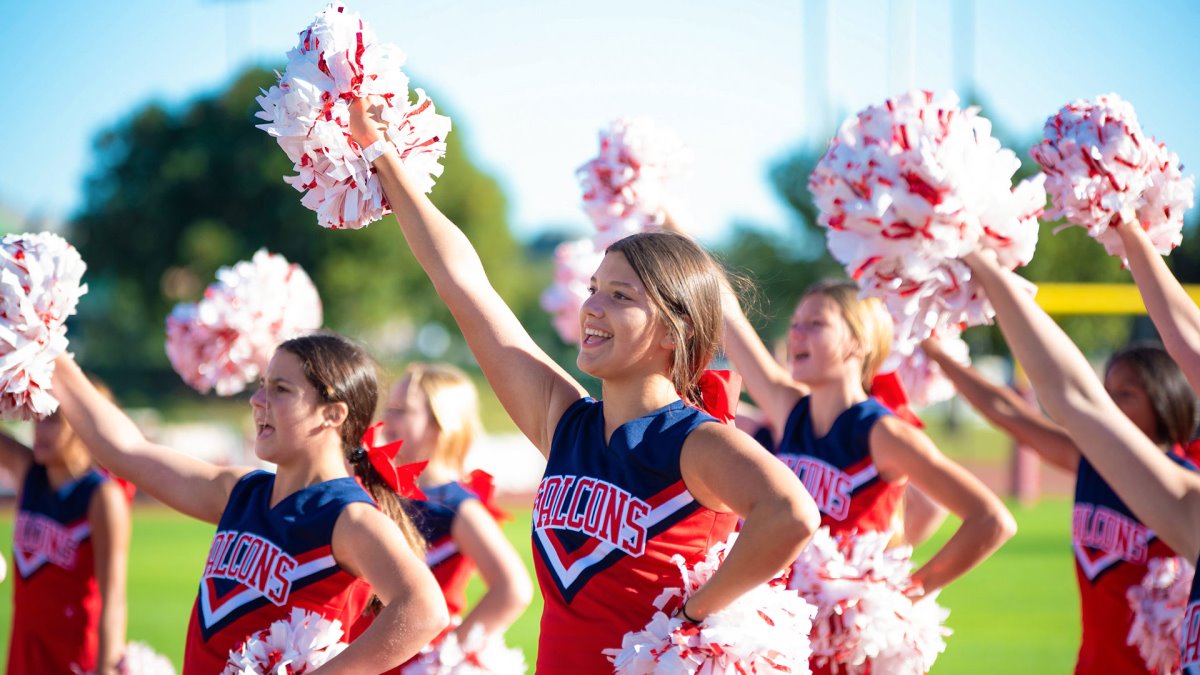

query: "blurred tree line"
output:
68 72 1200 404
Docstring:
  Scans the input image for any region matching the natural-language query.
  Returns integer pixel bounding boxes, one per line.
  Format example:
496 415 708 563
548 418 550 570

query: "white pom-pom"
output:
787 527 951 675
119 641 177 675
1031 94 1195 263
165 250 322 396
0 232 88 421
222 608 348 675
810 90 1044 356
605 533 817 674
256 3 452 230
400 623 527 675
577 118 686 249
540 239 603 344
881 330 970 408
1127 555 1194 674
0 551 6 583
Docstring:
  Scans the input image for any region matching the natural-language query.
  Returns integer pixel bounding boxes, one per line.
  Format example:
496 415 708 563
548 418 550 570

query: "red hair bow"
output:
869 371 924 429
463 469 509 522
361 422 427 500
694 369 742 424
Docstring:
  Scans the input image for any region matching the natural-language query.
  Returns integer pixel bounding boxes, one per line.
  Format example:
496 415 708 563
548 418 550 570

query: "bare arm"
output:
899 484 948 548
872 417 1016 593
964 250 1200 560
52 356 246 523
720 286 807 438
90 480 130 675
678 423 819 619
1118 223 1200 393
350 100 586 456
921 338 1079 472
0 429 31 486
325 503 448 672
451 499 533 638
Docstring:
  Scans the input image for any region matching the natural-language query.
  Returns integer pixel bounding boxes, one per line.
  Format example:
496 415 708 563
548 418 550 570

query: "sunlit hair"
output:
606 232 726 406
1106 343 1198 447
800 280 893 390
276 334 425 562
400 362 482 475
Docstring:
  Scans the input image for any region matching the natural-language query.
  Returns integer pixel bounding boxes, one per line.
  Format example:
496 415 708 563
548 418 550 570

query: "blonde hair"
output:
801 280 893 390
606 232 726 406
401 362 482 475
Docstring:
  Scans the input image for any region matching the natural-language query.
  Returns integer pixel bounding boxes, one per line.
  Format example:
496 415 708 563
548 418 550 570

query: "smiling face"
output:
382 375 439 466
577 251 673 383
249 350 338 466
787 293 863 387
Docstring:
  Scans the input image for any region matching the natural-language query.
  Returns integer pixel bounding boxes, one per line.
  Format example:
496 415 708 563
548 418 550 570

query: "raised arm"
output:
964 250 1200 561
920 338 1079 472
328 503 448 672
677 423 818 620
349 99 585 456
51 356 246 523
0 427 32 486
451 499 533 638
90 480 130 675
1118 223 1200 393
720 286 807 437
871 417 1016 593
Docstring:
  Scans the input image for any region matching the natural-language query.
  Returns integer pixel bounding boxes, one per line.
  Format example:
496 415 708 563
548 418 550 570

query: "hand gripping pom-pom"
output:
400 623 528 675
577 118 687 249
0 232 88 421
165 250 322 396
256 3 452 230
809 90 1045 356
604 533 818 674
1126 556 1194 674
222 608 348 674
116 641 176 675
540 239 603 344
880 330 971 409
787 527 951 675
1031 94 1195 263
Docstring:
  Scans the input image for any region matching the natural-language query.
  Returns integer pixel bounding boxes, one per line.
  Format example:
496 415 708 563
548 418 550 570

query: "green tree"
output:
71 67 537 401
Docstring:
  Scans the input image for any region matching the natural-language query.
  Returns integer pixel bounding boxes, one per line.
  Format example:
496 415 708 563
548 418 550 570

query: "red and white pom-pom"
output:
577 118 686 249
165 249 322 396
222 607 348 675
605 533 817 674
0 551 6 584
400 623 527 675
539 239 603 343
0 232 88 420
1031 94 1195 263
256 3 452 230
810 90 1045 356
787 527 950 675
1127 555 1194 674
118 641 176 675
880 329 970 408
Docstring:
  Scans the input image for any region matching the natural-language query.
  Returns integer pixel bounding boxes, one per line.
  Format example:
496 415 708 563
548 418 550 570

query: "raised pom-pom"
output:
605 533 817 674
222 608 348 674
165 250 322 396
1031 94 1195 263
787 527 951 674
577 118 686 249
539 239 603 344
881 330 970 409
1126 555 1194 674
0 232 88 421
256 3 451 230
400 623 527 675
809 90 1045 356
118 641 177 675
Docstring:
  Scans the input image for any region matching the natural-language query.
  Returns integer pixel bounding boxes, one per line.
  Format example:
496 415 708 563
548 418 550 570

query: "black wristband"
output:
680 600 702 624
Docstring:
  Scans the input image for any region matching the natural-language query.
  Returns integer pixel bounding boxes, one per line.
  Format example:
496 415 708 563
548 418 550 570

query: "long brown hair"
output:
277 334 425 612
1106 343 1198 447
606 232 725 405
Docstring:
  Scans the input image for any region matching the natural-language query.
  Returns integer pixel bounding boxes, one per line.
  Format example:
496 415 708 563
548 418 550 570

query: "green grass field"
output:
0 499 1080 673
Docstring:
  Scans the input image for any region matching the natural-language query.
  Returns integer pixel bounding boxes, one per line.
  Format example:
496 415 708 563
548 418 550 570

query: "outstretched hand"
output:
349 96 387 148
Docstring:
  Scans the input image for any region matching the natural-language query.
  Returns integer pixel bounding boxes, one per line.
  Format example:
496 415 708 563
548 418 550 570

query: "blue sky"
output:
2 0 1198 244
